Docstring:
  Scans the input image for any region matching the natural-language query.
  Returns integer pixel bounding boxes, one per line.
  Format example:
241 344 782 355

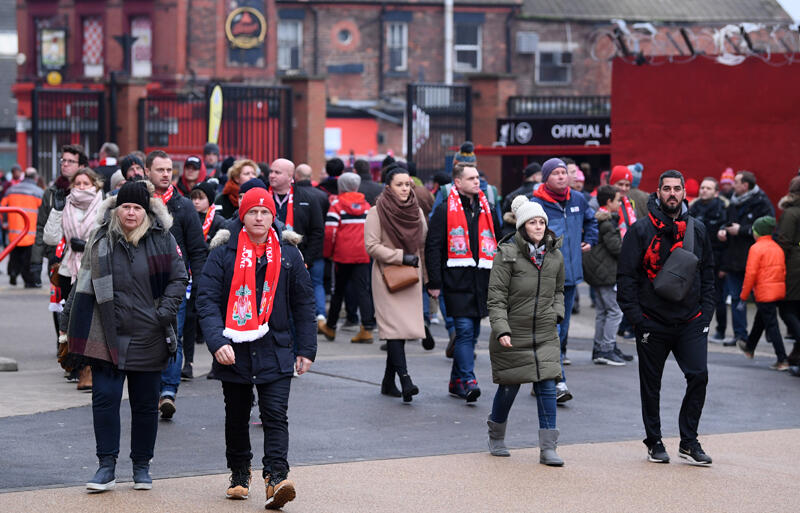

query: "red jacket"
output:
324 192 370 264
741 235 786 303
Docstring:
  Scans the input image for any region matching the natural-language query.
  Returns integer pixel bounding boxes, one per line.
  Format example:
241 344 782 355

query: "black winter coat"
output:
275 185 324 263
295 179 330 224
425 193 499 318
358 177 384 207
197 210 225 244
720 187 774 273
617 194 716 328
166 193 209 276
32 181 69 266
688 196 728 265
196 220 317 384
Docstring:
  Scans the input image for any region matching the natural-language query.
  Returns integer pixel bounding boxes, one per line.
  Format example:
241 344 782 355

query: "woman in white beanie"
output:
485 195 566 465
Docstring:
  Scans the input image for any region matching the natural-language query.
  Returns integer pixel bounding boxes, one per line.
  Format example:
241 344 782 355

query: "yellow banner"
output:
208 85 223 144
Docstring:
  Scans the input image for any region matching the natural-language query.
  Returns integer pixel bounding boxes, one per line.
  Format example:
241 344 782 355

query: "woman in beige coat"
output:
365 166 428 402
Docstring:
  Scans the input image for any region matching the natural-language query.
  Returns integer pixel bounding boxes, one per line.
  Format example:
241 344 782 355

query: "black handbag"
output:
652 218 698 302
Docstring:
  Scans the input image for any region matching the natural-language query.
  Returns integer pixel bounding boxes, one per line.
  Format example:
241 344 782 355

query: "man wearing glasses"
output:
617 170 716 467
32 144 88 289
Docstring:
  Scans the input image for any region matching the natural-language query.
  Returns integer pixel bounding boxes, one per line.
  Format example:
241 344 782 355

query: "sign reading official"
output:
498 117 611 146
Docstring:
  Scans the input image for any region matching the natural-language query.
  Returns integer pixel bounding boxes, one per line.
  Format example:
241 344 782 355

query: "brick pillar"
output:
282 76 326 180
115 80 148 155
467 74 517 189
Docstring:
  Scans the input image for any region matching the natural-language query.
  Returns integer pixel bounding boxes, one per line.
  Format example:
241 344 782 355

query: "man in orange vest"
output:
1 168 44 287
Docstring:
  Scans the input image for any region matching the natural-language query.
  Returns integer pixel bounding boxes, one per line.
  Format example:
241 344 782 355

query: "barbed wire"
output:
589 21 800 67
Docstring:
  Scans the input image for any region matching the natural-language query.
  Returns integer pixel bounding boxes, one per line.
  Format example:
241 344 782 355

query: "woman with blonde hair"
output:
365 165 428 402
216 159 259 219
44 167 104 389
61 181 187 492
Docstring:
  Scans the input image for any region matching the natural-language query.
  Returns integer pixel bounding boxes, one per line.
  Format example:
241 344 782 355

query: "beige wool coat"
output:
364 207 427 340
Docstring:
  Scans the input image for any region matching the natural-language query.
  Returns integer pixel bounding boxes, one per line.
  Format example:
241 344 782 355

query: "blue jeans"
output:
725 272 748 339
161 296 186 399
557 285 577 381
490 380 557 429
439 296 455 334
92 365 161 461
450 317 480 383
422 289 430 324
310 259 326 318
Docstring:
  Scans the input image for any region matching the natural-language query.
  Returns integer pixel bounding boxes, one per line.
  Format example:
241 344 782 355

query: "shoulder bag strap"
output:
684 217 695 253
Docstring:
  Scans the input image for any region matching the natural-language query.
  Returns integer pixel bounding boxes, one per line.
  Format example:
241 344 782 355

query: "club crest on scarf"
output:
232 285 253 326
445 185 496 268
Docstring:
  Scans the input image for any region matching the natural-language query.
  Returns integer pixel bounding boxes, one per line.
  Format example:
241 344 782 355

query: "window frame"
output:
277 19 303 71
535 42 576 86
453 22 482 73
386 21 408 72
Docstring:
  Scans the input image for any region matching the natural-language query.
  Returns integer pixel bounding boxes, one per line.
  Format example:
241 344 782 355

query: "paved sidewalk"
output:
2 429 796 512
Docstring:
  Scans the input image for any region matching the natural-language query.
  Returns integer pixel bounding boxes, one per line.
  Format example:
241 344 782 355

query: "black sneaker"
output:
679 443 712 466
647 440 670 463
614 347 634 362
181 364 193 381
593 350 626 366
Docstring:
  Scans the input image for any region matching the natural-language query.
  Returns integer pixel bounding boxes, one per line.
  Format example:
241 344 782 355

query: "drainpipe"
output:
505 7 516 73
312 7 319 75
379 4 385 98
444 0 453 84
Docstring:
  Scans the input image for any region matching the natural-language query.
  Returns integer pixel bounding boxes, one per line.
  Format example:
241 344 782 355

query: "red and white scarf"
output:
446 186 496 269
617 196 637 239
201 205 217 240
156 184 174 205
270 186 294 231
223 227 282 343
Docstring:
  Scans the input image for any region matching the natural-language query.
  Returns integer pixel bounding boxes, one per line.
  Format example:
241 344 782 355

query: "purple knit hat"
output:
541 158 567 183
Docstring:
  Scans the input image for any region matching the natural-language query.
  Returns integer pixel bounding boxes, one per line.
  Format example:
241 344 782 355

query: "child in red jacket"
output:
737 216 788 370
318 172 376 343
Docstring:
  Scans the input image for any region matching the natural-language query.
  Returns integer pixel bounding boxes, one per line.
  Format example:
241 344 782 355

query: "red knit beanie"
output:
720 167 735 185
239 188 276 222
609 165 632 185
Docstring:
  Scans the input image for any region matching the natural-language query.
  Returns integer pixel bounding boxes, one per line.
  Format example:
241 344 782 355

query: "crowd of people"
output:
2 139 799 506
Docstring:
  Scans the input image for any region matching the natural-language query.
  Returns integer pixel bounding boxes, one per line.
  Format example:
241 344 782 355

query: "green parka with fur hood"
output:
488 231 565 384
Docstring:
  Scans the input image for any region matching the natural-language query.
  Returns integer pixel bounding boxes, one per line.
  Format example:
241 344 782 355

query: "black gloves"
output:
69 237 87 253
402 253 419 267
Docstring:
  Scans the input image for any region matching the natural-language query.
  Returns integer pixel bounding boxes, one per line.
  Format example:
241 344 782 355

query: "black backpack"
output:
652 218 698 302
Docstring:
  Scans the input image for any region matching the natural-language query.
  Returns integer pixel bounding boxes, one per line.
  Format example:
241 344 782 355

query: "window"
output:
278 20 302 71
454 23 481 72
82 17 104 78
536 43 574 85
387 22 407 72
131 17 152 78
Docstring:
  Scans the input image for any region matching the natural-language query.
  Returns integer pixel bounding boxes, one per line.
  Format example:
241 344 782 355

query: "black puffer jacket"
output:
688 196 728 267
275 185 324 264
582 209 621 287
617 194 715 328
777 194 800 301
720 186 774 273
425 192 499 318
165 192 208 276
196 220 316 384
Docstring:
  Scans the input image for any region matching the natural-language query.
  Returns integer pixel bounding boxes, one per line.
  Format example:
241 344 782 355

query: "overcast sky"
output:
777 0 800 20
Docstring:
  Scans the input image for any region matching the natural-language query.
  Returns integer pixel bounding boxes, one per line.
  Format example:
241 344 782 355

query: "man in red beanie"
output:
196 187 316 509
719 168 735 199
609 165 638 239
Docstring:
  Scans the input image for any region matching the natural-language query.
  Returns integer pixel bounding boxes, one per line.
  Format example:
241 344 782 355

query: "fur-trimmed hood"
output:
594 208 613 222
97 181 173 231
778 194 800 211
209 223 303 250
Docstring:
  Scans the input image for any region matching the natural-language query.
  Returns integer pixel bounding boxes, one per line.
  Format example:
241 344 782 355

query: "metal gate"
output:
406 83 471 181
32 89 105 183
138 84 292 163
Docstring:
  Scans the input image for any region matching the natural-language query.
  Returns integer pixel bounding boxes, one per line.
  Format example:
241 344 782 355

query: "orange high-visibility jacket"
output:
1 179 43 247
740 235 786 303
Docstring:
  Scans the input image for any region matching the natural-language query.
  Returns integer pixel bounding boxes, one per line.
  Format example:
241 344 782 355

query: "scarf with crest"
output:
643 206 687 281
446 186 496 268
223 227 282 342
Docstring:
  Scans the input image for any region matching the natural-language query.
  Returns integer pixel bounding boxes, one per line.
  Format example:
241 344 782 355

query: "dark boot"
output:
422 326 436 350
226 466 251 500
381 365 401 397
398 374 419 403
132 461 152 490
538 429 564 466
787 343 800 366
86 456 116 492
487 417 510 457
445 331 456 358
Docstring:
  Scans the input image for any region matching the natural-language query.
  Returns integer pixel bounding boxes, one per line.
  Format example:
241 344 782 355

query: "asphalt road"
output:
1 281 798 492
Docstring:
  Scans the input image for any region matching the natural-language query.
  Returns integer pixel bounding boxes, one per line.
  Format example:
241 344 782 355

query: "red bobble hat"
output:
609 165 632 185
239 187 276 222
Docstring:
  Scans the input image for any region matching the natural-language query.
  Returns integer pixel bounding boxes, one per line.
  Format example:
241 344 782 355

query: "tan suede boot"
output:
350 326 374 343
77 366 92 391
317 319 336 341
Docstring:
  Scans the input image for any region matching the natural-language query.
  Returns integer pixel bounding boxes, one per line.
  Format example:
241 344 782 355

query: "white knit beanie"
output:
511 195 548 229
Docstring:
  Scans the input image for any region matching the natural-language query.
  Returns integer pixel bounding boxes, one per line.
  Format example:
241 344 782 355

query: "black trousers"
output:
326 263 375 329
182 294 198 365
779 300 800 363
222 378 291 478
635 317 708 447
8 245 36 285
747 302 787 362
386 339 408 377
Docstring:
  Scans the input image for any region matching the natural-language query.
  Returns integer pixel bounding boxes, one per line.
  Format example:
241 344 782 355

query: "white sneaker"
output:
430 317 440 325
556 382 573 403
316 314 326 322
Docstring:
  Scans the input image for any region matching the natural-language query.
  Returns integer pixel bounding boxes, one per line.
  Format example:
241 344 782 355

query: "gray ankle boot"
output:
538 429 564 466
86 456 117 492
487 418 510 457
